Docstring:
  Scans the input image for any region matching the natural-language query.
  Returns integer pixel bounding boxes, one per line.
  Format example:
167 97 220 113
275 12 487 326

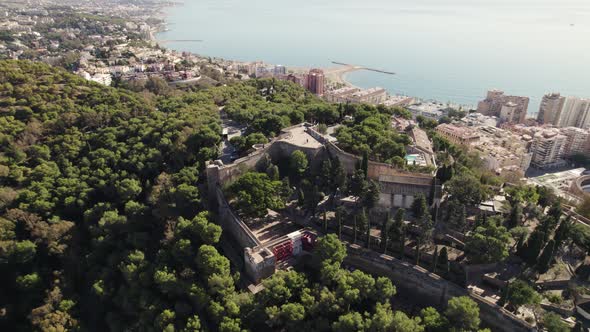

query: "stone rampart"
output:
268 140 327 170
215 186 259 249
345 244 534 332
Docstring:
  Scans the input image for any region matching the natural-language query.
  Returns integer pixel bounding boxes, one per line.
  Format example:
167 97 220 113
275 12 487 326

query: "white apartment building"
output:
500 102 519 123
561 127 590 156
436 124 531 173
475 126 532 172
538 93 565 125
530 129 567 169
552 97 590 129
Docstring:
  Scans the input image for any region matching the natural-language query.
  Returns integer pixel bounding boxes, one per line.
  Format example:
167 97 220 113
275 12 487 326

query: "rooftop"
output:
437 123 480 139
527 168 586 202
279 124 324 149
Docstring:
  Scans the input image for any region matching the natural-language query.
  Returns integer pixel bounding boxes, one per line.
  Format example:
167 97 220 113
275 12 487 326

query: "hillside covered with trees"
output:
0 60 230 330
0 60 492 332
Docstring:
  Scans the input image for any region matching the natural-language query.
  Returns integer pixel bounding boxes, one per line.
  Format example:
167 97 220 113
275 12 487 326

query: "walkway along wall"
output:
345 244 534 332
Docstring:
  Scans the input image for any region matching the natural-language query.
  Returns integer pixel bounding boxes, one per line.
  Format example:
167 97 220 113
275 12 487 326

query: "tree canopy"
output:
335 104 409 164
0 60 490 332
227 172 286 218
465 216 511 264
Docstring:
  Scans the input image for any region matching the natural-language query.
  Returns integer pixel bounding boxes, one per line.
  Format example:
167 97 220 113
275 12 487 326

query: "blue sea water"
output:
157 0 590 114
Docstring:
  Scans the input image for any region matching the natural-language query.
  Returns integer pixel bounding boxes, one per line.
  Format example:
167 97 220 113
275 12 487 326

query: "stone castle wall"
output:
345 245 534 332
207 125 533 331
208 124 440 210
215 186 259 249
268 140 327 170
308 126 440 209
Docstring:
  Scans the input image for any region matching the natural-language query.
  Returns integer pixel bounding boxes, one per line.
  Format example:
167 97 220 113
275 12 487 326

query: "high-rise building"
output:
273 65 286 76
500 102 519 123
477 90 529 124
529 129 567 169
557 97 590 129
307 69 325 96
561 127 590 157
538 93 565 125
284 73 306 88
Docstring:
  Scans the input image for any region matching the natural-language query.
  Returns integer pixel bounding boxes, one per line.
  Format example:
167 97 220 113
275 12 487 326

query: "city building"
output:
284 73 306 87
510 124 590 164
325 87 404 106
456 112 499 127
437 124 531 173
538 94 590 129
561 127 590 156
527 168 586 203
499 101 519 123
324 86 361 103
407 102 446 120
529 128 567 169
477 89 529 124
556 96 590 129
348 87 387 104
538 93 565 125
435 123 480 146
307 68 325 95
391 117 414 132
273 65 286 76
381 95 414 107
473 126 532 173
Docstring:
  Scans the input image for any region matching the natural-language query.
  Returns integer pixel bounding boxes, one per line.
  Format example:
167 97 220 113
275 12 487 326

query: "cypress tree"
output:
522 230 546 266
516 235 527 256
553 216 571 250
415 238 421 265
537 240 555 273
381 212 391 254
297 188 305 207
356 208 368 247
353 214 358 244
416 212 434 266
336 207 343 240
439 247 449 274
411 194 428 219
361 150 369 178
507 203 523 229
399 228 406 261
392 209 406 259
548 201 562 220
366 212 371 249
432 246 439 272
539 216 558 243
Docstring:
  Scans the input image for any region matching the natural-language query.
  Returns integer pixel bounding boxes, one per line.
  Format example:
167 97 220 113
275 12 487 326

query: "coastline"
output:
149 1 474 109
324 65 363 89
152 1 364 88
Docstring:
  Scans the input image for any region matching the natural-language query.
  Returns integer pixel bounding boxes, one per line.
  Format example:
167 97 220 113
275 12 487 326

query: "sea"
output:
156 0 590 114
